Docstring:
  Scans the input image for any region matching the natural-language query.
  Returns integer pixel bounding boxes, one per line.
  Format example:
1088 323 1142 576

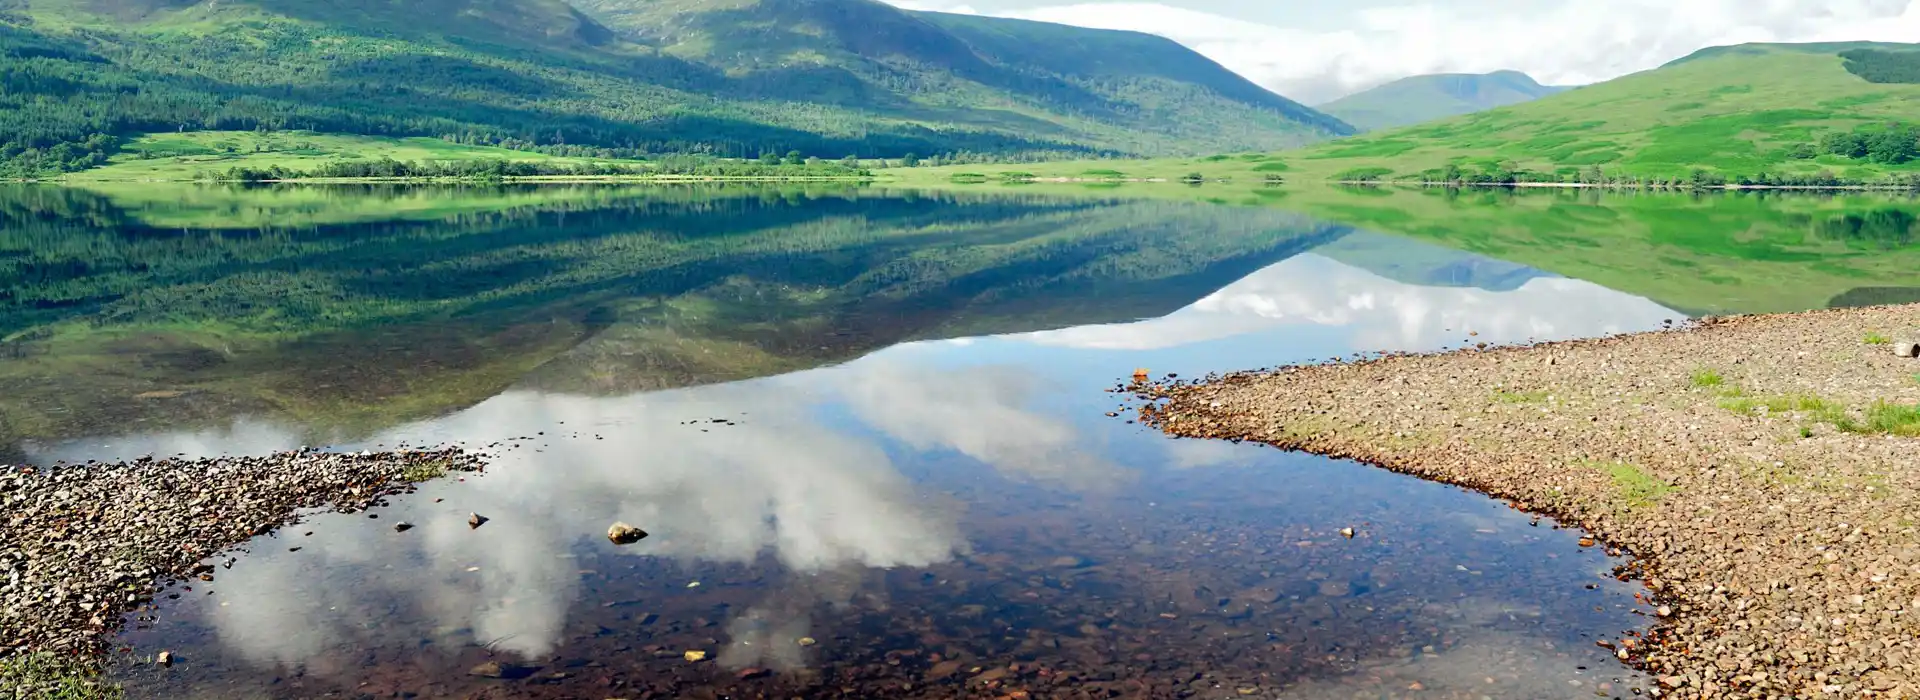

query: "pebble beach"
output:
0 448 484 696
1138 304 1920 699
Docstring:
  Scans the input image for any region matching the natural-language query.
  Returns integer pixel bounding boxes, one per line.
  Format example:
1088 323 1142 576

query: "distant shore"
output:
1134 304 1920 699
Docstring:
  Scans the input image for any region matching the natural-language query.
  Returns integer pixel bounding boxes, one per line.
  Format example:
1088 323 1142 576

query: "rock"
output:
469 513 488 529
1657 605 1673 617
1316 581 1350 598
393 522 413 533
1338 527 1355 538
797 637 817 647
1897 340 1919 358
1578 537 1596 547
682 650 706 662
156 650 173 667
1132 368 1150 382
608 522 648 545
470 661 506 678
1049 555 1088 568
736 667 770 680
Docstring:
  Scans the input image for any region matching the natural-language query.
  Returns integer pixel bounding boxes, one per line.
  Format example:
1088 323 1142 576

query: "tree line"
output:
202 156 874 182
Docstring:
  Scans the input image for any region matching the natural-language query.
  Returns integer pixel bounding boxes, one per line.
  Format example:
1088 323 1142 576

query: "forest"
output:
1839 48 1920 84
0 19 1095 177
205 155 873 181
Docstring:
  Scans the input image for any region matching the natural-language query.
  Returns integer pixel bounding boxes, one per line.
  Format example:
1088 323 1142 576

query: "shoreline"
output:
1132 304 1920 699
0 448 485 695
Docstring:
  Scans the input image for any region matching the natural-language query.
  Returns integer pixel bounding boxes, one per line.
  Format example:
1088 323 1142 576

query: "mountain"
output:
570 0 1350 150
1315 70 1568 131
0 0 1352 176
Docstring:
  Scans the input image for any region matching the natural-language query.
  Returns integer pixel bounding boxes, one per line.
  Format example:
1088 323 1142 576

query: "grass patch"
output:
400 458 454 483
1492 388 1551 404
1719 387 1920 436
0 653 121 700
1689 368 1726 388
1718 392 1846 417
1586 460 1676 508
1861 401 1920 436
1865 331 1892 345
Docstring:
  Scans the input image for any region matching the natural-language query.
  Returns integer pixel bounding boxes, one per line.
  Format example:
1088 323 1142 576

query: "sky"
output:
885 0 1920 104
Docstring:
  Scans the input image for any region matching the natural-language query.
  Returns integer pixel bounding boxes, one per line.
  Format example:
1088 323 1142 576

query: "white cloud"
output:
888 0 1920 103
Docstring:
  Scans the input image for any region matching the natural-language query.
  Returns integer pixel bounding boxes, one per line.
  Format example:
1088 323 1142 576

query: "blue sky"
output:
887 0 1920 103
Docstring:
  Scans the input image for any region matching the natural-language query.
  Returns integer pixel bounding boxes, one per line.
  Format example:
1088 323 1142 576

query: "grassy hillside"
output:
1317 70 1567 131
912 42 1920 187
0 0 1349 178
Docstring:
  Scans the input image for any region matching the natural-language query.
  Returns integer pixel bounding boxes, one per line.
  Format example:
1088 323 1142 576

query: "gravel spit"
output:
0 448 484 693
1137 304 1920 699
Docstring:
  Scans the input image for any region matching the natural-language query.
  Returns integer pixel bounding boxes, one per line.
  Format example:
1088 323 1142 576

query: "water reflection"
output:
1015 252 1676 353
93 243 1678 698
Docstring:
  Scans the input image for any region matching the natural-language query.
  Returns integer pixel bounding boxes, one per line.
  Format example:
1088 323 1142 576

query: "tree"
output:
901 153 921 167
784 150 805 165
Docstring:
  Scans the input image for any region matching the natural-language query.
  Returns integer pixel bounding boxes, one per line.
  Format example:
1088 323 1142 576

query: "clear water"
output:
0 184 1711 699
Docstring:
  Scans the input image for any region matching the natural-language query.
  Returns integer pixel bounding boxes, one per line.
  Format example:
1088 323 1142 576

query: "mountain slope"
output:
999 41 1920 185
1316 70 1567 131
0 0 1350 176
570 0 1352 152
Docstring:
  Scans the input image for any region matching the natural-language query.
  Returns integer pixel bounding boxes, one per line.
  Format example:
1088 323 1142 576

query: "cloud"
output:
885 0 1920 103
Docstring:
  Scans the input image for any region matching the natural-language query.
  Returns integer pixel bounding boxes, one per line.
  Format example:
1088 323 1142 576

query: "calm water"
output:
10 184 1906 699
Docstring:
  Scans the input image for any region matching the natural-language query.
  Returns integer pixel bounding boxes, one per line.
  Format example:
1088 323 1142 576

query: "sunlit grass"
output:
1689 368 1726 388
1864 331 1892 345
0 653 121 700
1583 460 1676 509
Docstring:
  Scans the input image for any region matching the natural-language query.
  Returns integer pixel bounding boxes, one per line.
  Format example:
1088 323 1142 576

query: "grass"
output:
1716 383 1920 437
1492 388 1551 404
1865 331 1893 345
400 458 455 483
1862 401 1920 436
1584 460 1676 509
1689 368 1726 388
71 131 623 182
0 652 121 700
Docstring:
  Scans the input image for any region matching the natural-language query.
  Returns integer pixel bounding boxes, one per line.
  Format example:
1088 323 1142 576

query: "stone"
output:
682 650 707 662
469 513 489 529
470 661 507 678
156 650 173 667
608 522 648 545
1896 340 1919 359
393 522 413 533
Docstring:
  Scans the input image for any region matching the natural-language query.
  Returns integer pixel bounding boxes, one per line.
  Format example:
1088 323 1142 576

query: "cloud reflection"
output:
1015 252 1678 352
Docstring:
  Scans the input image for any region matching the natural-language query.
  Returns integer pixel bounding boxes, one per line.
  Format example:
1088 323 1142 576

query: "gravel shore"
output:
1136 304 1920 699
1 448 484 695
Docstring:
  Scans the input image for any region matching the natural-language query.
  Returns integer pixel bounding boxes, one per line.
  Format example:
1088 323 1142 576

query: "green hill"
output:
1316 70 1568 131
927 42 1920 187
1289 42 1920 184
0 0 1351 177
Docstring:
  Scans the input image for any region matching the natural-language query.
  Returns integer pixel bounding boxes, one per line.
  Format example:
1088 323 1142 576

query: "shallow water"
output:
0 184 1738 698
